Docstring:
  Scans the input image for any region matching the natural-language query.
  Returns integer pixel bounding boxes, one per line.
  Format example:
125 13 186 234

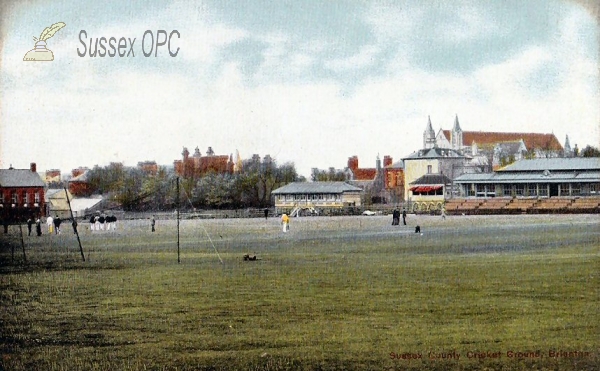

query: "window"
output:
514 184 524 196
526 184 537 197
35 192 40 202
0 192 3 203
571 183 581 196
24 193 29 204
11 192 18 203
590 184 600 195
427 165 432 174
538 186 548 197
503 185 512 196
467 184 475 197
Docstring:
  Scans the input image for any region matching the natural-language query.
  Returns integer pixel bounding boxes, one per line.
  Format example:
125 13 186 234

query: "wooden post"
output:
19 223 26 263
177 177 180 264
64 188 85 262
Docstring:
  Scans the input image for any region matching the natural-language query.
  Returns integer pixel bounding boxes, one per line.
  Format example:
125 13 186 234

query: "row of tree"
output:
83 157 303 211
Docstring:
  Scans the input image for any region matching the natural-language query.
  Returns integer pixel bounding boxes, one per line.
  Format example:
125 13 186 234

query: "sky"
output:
1 0 599 178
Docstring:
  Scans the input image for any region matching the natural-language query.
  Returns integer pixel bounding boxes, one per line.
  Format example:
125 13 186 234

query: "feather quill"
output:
39 22 66 41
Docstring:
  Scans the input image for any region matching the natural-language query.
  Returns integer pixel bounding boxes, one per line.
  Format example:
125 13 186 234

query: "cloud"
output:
324 45 380 72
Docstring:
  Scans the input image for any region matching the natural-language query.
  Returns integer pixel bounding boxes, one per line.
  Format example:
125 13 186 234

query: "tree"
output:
581 145 600 157
311 167 347 181
192 172 237 208
235 157 301 207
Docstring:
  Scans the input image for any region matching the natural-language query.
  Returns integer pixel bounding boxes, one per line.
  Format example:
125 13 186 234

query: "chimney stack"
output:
30 162 37 173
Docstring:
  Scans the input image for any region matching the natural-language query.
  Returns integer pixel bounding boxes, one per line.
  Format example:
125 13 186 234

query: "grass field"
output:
1 214 598 370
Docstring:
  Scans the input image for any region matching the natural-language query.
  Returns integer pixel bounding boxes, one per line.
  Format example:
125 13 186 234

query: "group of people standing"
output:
391 209 407 226
25 215 66 237
89 214 117 231
26 217 43 236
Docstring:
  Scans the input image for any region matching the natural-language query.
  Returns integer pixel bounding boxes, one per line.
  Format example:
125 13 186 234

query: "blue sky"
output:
1 0 598 177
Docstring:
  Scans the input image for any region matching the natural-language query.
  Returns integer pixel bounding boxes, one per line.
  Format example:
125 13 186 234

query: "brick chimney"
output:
347 156 358 171
383 156 393 167
30 162 36 173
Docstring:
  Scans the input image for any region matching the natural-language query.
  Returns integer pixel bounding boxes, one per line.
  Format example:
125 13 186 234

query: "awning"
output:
410 185 443 192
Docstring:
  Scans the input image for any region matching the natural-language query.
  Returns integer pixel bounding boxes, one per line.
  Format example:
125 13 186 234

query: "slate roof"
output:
410 174 452 185
495 141 525 153
498 158 600 172
454 171 600 184
403 147 468 160
0 169 45 187
272 182 363 194
386 160 404 169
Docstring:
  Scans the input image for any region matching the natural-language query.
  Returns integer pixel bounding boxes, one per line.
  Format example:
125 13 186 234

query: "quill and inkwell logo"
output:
23 22 66 61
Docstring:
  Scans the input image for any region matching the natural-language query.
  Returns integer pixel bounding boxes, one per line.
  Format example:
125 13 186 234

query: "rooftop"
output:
272 181 362 194
499 157 600 172
0 168 45 187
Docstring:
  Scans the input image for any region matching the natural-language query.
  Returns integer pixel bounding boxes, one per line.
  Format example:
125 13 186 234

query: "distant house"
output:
402 147 471 202
138 161 158 176
45 169 61 186
346 155 404 204
0 163 45 221
68 168 92 197
174 146 234 178
271 181 363 215
45 189 73 219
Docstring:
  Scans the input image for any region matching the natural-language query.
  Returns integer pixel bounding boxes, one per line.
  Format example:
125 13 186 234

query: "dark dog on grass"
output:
415 226 421 233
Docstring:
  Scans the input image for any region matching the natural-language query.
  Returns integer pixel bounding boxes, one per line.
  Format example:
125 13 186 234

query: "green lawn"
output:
1 214 598 370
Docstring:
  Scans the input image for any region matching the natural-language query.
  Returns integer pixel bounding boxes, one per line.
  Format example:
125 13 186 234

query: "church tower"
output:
451 114 463 151
423 116 436 149
564 134 573 157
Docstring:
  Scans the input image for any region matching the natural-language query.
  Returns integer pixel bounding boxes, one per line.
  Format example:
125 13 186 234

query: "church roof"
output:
441 130 562 151
425 116 435 136
452 115 461 132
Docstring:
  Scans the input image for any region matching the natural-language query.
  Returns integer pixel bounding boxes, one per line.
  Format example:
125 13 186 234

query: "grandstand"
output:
445 196 600 215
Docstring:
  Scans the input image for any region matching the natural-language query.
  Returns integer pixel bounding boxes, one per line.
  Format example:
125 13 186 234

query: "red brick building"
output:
346 155 405 204
0 163 46 222
138 161 159 176
174 146 234 178
45 169 61 185
68 168 92 197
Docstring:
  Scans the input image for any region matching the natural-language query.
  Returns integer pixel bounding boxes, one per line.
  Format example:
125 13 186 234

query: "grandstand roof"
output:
455 171 600 184
498 157 600 172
